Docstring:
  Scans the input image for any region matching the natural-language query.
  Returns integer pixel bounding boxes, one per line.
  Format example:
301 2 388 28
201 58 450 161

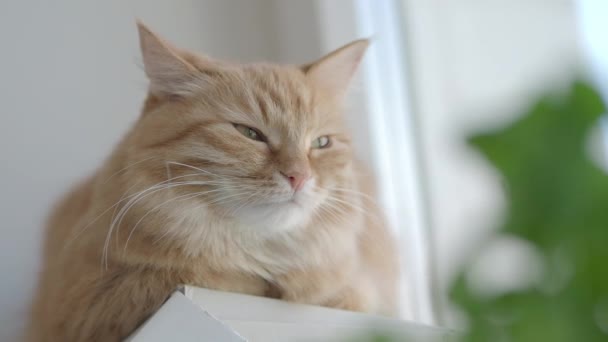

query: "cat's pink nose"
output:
281 171 310 192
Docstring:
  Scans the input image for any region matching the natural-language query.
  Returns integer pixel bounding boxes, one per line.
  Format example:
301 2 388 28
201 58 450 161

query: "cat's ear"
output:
137 21 201 97
303 39 369 100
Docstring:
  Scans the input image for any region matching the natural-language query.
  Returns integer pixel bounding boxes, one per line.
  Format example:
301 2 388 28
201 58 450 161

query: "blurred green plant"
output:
450 81 608 341
360 81 608 342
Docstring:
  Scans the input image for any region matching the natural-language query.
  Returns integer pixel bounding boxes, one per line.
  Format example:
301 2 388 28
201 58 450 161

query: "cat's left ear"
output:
303 39 369 101
137 20 201 97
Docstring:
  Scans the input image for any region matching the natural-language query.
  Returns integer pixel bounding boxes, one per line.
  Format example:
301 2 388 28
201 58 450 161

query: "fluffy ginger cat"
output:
27 22 399 341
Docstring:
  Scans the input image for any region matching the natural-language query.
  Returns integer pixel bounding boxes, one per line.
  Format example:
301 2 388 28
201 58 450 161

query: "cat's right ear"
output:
137 21 200 97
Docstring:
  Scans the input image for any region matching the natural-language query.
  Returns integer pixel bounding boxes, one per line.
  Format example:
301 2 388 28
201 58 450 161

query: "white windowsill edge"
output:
127 286 457 342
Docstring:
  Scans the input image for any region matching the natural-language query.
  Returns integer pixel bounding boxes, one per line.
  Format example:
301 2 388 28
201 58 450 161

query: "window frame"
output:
313 0 436 324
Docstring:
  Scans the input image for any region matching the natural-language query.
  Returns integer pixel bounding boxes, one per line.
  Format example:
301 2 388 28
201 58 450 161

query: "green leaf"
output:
451 81 608 341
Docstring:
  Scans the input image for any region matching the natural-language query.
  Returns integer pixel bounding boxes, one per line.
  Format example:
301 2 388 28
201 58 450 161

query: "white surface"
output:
176 287 454 341
127 292 245 342
129 288 457 341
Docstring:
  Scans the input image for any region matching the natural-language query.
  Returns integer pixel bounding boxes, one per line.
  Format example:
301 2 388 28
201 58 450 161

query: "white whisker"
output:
318 199 349 224
224 188 260 219
101 156 157 185
66 173 207 252
102 179 241 269
325 186 381 209
122 189 224 253
166 161 237 179
326 195 382 225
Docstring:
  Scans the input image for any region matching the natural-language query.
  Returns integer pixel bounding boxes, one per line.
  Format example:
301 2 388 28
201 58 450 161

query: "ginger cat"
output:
27 22 399 341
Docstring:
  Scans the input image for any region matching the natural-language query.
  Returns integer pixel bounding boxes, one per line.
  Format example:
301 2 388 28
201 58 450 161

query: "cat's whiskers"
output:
166 161 246 179
103 181 197 269
122 188 229 253
311 185 383 225
317 198 349 224
165 161 172 181
204 188 256 207
325 194 382 225
103 179 249 269
66 172 208 251
325 186 382 209
98 163 377 269
111 182 141 225
102 178 247 269
95 160 255 268
223 187 263 220
168 160 279 186
111 182 143 248
100 156 158 185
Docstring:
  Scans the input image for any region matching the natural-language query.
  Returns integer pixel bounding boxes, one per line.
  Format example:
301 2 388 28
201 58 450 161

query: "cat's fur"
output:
27 22 399 341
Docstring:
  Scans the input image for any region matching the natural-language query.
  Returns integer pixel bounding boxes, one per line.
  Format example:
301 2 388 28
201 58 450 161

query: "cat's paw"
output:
323 285 375 313
264 282 282 299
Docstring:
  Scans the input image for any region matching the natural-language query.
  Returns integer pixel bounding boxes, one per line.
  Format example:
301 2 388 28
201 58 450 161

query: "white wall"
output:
402 0 581 325
0 1 279 340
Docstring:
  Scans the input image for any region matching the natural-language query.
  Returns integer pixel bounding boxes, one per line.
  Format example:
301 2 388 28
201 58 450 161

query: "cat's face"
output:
127 23 368 234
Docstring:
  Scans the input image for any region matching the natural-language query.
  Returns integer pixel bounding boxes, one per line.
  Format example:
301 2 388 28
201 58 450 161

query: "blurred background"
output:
0 0 606 340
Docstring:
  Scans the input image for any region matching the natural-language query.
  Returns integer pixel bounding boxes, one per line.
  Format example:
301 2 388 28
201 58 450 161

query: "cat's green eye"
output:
234 124 265 142
312 135 331 149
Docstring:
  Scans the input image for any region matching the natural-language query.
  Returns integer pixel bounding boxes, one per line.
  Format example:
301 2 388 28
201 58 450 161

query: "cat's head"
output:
125 22 368 235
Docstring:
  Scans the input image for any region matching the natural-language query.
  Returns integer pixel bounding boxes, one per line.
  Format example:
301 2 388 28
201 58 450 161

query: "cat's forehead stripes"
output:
244 66 314 141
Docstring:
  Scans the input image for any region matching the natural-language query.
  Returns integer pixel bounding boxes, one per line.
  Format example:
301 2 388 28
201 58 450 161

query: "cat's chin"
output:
222 180 319 235
233 199 315 235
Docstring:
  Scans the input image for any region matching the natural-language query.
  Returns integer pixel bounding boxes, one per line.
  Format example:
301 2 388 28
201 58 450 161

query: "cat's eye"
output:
312 136 331 149
233 124 266 142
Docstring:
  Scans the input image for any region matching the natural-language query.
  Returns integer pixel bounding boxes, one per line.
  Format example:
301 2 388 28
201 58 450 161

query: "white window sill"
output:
127 286 455 342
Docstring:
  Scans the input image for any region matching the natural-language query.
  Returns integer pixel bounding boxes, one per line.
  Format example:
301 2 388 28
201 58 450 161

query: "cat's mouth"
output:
287 186 314 206
286 197 303 208
229 191 315 233
255 191 309 212
261 194 303 208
